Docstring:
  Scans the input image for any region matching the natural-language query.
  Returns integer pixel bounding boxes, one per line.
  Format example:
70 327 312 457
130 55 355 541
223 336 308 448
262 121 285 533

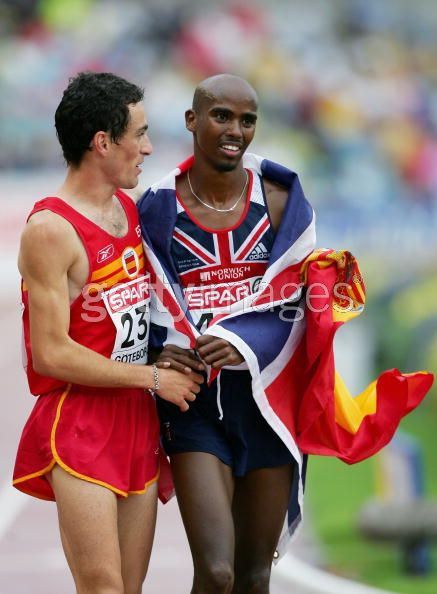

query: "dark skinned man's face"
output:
187 89 258 172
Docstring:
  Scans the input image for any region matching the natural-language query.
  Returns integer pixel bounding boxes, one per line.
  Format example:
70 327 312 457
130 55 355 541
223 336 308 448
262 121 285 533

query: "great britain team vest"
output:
22 191 150 396
171 169 275 332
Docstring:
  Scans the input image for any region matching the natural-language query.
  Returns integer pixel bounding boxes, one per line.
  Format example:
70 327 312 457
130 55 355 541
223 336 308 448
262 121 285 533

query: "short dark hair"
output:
55 71 144 166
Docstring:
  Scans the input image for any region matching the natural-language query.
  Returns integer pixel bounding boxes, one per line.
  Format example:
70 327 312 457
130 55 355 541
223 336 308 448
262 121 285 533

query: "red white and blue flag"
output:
137 154 433 556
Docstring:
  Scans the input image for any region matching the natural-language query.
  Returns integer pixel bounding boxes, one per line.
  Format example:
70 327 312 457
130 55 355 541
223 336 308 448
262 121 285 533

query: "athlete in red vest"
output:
12 72 202 594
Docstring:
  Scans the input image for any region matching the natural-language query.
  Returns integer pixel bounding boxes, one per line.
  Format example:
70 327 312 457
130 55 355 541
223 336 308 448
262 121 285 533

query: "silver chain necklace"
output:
187 169 249 213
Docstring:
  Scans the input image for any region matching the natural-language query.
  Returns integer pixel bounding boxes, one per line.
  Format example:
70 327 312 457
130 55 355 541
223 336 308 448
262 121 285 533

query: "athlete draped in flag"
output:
138 73 433 594
141 74 303 594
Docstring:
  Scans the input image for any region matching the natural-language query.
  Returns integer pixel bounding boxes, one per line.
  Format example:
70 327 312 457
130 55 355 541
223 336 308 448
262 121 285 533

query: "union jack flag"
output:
173 213 271 269
172 170 272 291
137 154 433 558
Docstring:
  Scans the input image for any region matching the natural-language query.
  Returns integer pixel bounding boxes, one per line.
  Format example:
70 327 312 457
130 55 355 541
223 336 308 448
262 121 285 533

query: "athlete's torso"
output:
171 169 275 332
22 190 150 396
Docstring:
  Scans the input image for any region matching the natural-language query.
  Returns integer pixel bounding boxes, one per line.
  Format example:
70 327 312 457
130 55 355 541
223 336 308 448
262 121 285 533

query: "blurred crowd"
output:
1 0 436 250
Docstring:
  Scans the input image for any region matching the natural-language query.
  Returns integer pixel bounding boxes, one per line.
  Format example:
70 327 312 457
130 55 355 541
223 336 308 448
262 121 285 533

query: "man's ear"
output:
92 131 110 156
185 109 196 132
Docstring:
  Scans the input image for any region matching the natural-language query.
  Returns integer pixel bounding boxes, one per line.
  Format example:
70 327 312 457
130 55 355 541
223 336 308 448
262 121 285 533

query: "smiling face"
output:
186 75 258 172
104 101 152 189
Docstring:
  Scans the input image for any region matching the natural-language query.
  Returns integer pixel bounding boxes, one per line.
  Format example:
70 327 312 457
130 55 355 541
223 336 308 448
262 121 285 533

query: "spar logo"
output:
185 279 255 310
105 276 150 314
121 246 139 278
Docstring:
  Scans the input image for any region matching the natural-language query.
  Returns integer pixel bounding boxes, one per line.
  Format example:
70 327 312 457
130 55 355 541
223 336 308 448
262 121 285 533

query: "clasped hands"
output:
156 335 244 375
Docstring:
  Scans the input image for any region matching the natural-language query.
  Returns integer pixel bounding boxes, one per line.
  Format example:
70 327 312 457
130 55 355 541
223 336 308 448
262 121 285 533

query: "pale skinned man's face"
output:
106 102 152 189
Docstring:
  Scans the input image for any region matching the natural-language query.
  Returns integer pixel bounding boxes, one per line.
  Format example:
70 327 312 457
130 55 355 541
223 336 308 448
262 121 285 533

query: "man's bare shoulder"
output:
25 209 74 235
263 178 288 200
19 210 79 277
21 210 78 250
262 178 288 231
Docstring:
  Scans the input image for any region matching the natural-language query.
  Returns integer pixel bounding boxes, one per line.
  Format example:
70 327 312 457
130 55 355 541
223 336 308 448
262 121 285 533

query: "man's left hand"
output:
195 335 244 368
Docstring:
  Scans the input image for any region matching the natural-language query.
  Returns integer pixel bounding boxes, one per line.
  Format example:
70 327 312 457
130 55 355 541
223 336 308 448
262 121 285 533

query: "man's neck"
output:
189 161 247 207
55 165 129 237
57 165 116 208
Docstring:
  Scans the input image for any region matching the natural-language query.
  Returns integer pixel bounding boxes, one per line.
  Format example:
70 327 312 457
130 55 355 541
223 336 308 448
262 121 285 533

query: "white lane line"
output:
274 553 398 594
0 482 30 541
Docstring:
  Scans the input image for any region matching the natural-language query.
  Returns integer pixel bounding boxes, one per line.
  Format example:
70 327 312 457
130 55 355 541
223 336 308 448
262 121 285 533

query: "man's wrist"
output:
142 364 157 392
152 363 160 391
148 347 163 364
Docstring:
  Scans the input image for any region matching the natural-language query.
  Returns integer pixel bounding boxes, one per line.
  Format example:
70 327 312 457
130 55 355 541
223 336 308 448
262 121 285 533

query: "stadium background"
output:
0 1 436 593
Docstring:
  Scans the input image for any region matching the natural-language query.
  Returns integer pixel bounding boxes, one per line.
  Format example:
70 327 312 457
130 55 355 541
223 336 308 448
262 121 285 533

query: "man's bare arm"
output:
19 214 202 409
263 178 288 231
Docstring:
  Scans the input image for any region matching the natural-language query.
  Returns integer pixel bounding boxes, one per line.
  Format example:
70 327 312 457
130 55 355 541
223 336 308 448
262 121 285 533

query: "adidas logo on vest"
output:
248 242 269 261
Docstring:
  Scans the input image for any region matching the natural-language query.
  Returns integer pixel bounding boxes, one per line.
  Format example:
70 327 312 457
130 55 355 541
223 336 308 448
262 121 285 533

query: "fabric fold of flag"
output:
287 250 433 464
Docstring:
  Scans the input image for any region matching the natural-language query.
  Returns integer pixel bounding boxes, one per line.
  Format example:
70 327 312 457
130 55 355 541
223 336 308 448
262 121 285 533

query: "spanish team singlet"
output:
14 191 159 501
22 190 150 396
171 169 275 332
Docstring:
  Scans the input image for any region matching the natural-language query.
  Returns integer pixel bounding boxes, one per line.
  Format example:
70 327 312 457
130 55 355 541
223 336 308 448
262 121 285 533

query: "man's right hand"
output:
156 344 206 374
156 367 204 412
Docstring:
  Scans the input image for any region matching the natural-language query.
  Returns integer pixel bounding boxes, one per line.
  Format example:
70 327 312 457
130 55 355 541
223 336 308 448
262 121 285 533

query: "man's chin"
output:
216 160 240 173
121 179 137 190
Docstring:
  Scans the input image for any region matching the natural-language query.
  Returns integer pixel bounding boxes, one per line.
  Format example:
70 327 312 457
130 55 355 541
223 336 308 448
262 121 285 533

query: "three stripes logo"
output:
248 242 269 261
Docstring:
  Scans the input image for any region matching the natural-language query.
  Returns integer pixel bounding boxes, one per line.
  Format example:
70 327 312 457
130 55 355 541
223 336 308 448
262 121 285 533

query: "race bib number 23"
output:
102 274 150 364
